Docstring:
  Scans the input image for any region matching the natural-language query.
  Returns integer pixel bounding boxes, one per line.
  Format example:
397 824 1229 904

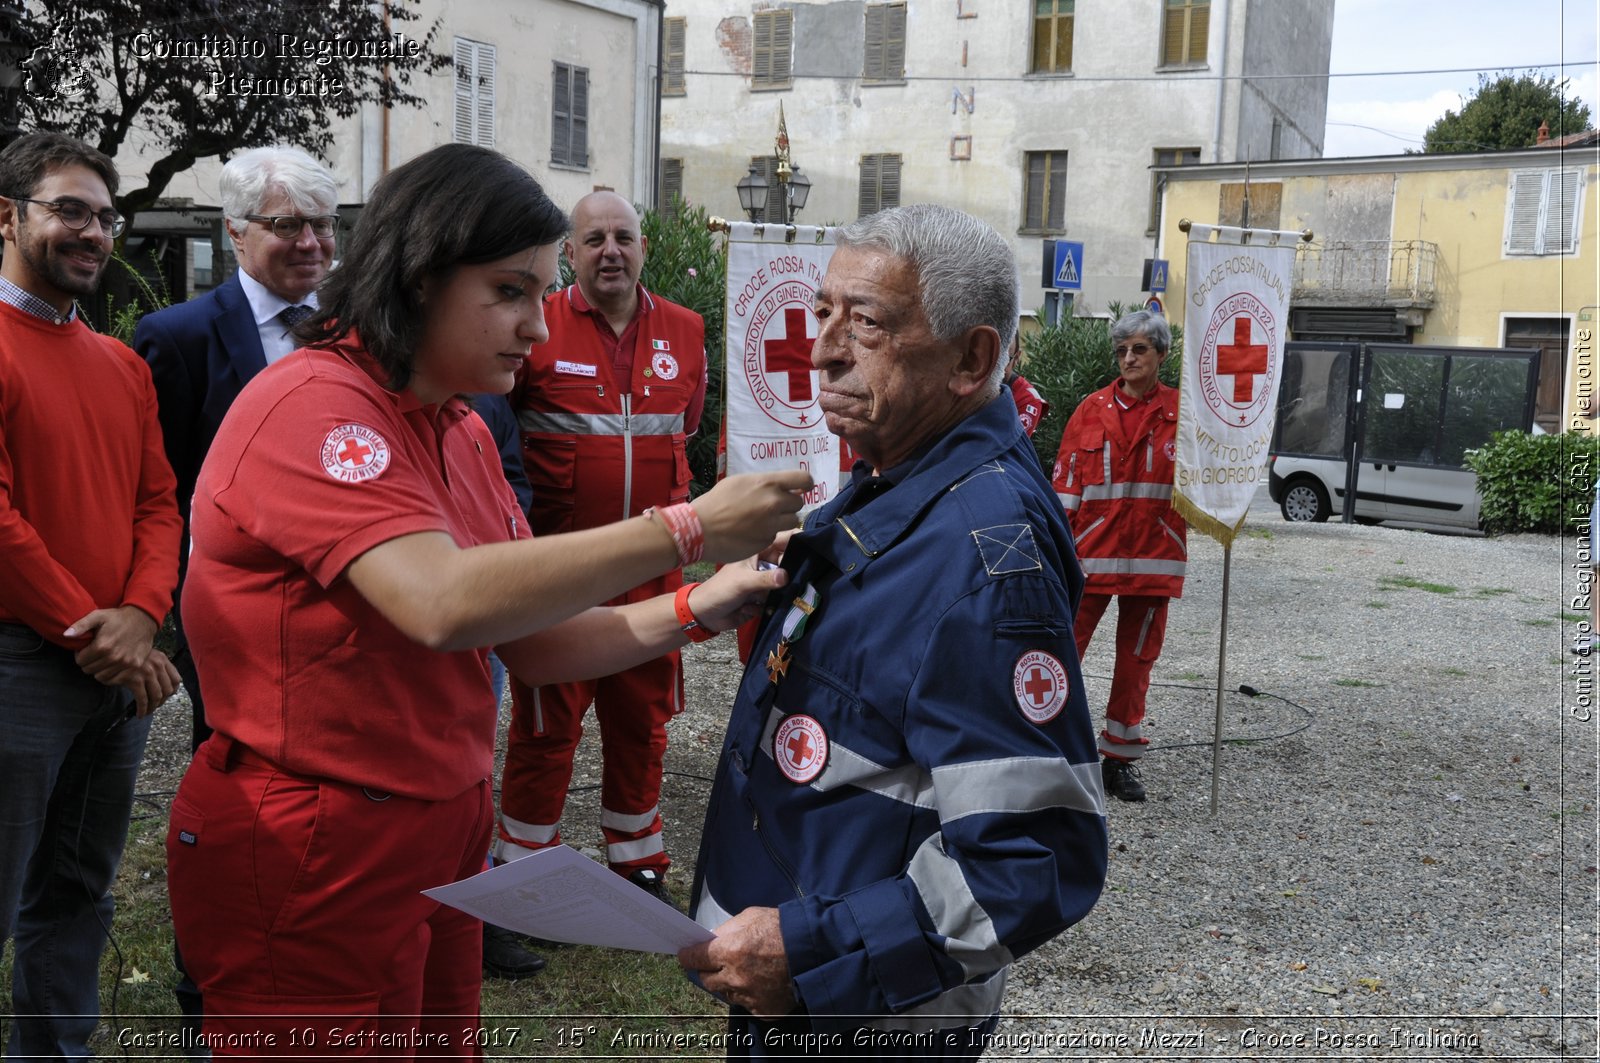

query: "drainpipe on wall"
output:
647 0 665 208
1211 0 1232 162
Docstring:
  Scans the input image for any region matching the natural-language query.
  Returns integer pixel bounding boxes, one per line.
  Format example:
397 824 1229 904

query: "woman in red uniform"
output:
165 144 808 1058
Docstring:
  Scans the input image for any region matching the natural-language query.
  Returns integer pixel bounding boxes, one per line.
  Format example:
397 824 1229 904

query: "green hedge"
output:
1465 429 1600 535
1020 302 1182 472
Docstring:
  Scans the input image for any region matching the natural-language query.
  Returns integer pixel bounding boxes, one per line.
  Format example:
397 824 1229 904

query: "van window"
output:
1439 356 1539 465
1363 349 1445 465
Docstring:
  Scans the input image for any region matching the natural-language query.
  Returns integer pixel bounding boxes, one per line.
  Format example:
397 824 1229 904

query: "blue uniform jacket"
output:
691 393 1109 1033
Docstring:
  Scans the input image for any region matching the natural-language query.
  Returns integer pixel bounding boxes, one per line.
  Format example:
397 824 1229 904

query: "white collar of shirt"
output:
236 268 318 366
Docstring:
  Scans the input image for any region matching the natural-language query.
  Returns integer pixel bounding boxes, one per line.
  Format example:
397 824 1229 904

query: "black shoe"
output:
627 867 675 908
1102 758 1147 802
483 922 546 979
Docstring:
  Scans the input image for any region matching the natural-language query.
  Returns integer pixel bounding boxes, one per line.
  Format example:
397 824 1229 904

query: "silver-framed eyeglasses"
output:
1114 343 1155 359
6 196 126 238
246 214 338 240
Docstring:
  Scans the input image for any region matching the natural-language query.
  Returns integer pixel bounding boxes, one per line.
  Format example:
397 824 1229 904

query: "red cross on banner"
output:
1215 316 1269 404
764 307 815 402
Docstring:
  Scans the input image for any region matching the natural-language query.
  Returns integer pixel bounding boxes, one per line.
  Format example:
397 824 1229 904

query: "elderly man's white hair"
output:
220 145 338 226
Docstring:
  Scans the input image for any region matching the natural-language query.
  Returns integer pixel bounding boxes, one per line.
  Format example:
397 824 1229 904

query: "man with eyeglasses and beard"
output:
1052 309 1188 803
0 131 183 1060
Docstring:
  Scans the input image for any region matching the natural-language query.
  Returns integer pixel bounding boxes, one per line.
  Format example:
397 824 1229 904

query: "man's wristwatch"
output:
674 582 716 643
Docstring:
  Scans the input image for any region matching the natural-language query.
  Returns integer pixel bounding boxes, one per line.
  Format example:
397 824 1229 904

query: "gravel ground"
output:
134 513 1596 1059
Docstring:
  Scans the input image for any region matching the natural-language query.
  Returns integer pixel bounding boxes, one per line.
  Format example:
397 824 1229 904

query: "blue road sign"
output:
1144 258 1169 293
1050 241 1084 291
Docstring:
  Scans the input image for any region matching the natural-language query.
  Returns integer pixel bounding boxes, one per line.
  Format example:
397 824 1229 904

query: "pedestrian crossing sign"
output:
1050 241 1084 292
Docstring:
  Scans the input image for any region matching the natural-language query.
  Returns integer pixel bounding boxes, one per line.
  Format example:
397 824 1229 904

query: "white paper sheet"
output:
422 844 713 955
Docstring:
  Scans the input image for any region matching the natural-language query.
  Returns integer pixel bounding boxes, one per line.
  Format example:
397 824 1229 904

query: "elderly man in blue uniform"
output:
679 204 1108 1058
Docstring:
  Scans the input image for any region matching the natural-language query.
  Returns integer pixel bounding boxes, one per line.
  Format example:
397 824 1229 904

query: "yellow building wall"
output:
1159 161 1600 433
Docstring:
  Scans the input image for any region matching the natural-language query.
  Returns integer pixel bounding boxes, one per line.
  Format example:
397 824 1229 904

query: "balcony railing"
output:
1292 240 1438 308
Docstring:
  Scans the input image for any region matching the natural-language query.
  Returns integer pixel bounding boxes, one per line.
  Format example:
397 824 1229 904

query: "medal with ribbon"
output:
766 582 819 684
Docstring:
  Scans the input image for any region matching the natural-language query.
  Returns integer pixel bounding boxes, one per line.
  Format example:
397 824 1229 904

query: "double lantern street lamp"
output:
736 104 812 223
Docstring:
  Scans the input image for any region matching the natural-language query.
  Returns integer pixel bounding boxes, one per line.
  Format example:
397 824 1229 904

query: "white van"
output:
1267 342 1539 531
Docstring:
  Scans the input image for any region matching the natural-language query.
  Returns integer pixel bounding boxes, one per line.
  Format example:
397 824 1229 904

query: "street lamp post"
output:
736 162 769 222
734 103 812 224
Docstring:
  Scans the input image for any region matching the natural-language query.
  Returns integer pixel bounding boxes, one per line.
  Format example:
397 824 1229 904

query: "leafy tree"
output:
10 1 450 225
1422 72 1591 153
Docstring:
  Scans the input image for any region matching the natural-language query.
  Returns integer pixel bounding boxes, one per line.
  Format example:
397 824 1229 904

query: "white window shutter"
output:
1505 170 1547 255
1543 169 1581 254
476 44 497 149
453 38 474 144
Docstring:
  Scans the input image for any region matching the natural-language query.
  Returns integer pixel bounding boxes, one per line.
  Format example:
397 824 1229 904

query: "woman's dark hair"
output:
301 144 569 390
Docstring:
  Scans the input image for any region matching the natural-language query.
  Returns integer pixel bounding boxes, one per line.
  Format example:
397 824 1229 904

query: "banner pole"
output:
1209 542 1232 816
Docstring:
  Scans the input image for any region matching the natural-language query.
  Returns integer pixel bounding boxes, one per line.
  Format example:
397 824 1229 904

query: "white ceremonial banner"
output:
1174 225 1297 546
724 222 838 510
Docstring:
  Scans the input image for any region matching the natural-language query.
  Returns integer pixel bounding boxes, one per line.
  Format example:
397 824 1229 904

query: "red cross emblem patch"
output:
320 423 391 483
773 714 828 784
1012 651 1069 724
651 352 680 381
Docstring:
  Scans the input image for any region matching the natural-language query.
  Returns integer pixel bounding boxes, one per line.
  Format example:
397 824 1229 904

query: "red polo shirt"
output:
183 340 528 800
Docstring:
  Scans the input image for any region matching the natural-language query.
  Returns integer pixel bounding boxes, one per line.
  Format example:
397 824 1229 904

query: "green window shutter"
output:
858 153 881 217
664 18 686 95
1047 152 1068 230
881 153 902 210
552 63 571 164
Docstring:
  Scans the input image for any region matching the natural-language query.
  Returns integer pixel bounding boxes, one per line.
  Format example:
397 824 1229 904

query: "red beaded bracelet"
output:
646 503 704 566
674 582 716 642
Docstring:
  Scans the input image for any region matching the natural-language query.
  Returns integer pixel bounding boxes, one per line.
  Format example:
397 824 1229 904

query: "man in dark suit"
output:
136 145 338 752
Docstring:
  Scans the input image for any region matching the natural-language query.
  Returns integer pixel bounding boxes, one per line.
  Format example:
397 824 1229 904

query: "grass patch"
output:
1522 618 1555 628
1378 575 1458 595
1176 670 1210 681
1333 678 1382 688
1245 527 1274 540
4 805 727 1060
1473 587 1514 598
1365 601 1390 609
1561 611 1586 623
1438 667 1470 677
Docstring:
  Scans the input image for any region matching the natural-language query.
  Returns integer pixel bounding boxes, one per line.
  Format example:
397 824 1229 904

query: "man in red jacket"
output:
498 191 708 900
0 132 182 1058
1052 310 1186 802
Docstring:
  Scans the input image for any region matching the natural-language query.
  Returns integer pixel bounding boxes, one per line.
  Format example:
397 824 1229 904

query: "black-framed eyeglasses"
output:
1114 343 1155 359
6 196 126 238
245 214 338 240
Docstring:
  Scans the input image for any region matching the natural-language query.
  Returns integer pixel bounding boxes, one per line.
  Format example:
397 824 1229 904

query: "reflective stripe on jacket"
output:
513 286 706 535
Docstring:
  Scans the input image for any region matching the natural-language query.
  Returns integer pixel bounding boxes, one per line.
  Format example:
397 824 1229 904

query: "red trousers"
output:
1074 593 1170 762
166 737 492 1059
496 648 682 872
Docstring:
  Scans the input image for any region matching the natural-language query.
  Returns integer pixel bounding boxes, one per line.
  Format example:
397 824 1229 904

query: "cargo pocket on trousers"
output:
200 987 383 1056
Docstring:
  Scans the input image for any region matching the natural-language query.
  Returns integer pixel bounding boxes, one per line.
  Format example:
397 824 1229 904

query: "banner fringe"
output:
1174 490 1244 549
